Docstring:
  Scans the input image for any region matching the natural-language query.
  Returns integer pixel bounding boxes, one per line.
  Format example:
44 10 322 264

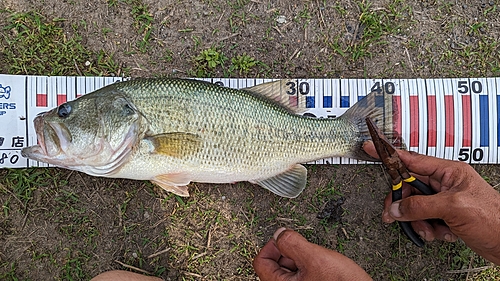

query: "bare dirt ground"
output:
1 0 500 280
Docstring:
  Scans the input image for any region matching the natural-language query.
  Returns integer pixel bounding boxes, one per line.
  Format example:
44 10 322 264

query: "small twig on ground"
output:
289 48 300 61
316 0 326 28
218 33 240 42
192 252 207 260
276 217 296 222
73 59 83 76
183 271 203 278
114 260 152 275
1 183 26 209
217 11 225 25
147 248 171 259
206 228 212 249
117 204 123 227
405 47 415 73
273 26 284 37
349 23 359 46
466 254 474 280
446 265 495 274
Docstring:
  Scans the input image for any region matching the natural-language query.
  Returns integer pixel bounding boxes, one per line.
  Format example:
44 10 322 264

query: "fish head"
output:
22 92 144 174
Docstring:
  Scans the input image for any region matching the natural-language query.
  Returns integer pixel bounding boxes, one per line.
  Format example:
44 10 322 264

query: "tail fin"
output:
339 89 404 161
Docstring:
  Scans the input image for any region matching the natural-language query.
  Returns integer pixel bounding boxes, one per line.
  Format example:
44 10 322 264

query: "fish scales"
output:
117 79 357 171
22 78 395 198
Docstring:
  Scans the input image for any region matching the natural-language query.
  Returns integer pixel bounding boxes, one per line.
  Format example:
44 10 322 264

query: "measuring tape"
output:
0 74 499 168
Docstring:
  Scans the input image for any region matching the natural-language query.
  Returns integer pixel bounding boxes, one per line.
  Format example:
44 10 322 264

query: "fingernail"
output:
418 231 426 240
389 202 402 218
273 227 287 241
444 234 452 242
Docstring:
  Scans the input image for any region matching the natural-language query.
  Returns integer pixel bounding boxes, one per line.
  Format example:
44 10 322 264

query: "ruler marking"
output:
323 77 332 108
427 95 437 147
487 78 497 163
398 79 407 148
305 79 315 109
394 95 402 145
479 94 489 147
496 78 500 163
7 75 500 167
443 79 454 160
410 95 419 148
471 80 480 164
23 76 29 167
451 78 463 161
417 79 427 155
435 79 445 159
497 81 500 148
462 94 472 147
445 95 454 147
427 81 437 156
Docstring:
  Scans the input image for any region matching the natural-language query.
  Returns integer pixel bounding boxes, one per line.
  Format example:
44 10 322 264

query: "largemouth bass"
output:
21 78 394 198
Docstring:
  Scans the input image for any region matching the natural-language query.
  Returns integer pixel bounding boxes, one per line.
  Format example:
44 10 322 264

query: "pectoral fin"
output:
151 173 192 197
146 133 201 158
253 164 307 198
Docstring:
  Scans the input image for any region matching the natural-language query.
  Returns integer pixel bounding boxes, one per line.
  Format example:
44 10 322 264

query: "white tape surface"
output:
1 75 499 168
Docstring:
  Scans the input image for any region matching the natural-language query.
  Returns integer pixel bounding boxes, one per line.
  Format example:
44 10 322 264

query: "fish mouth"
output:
21 115 72 162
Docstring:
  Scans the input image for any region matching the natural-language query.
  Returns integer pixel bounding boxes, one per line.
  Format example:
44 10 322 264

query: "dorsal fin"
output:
244 79 307 114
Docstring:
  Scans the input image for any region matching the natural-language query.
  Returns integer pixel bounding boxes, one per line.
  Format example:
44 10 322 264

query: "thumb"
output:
274 229 348 267
389 193 450 222
274 229 317 264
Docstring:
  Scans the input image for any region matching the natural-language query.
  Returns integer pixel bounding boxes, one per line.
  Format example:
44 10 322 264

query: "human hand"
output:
363 142 500 265
253 228 372 281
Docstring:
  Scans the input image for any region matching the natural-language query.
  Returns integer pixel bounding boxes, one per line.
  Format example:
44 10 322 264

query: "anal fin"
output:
151 173 191 197
253 164 307 198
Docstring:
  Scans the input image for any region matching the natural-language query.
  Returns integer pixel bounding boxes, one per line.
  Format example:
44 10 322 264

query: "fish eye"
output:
57 103 72 118
122 103 134 116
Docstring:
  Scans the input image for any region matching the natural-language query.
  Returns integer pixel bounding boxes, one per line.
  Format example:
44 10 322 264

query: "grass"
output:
1 1 500 280
192 47 228 77
0 11 123 76
130 1 154 53
1 169 51 213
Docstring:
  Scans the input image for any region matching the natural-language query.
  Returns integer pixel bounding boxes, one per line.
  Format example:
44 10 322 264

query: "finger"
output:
429 220 458 242
278 256 297 272
389 193 450 222
410 220 436 241
253 238 295 281
382 192 394 223
397 150 473 192
397 150 452 177
410 220 458 242
382 186 413 223
274 229 347 266
362 141 380 159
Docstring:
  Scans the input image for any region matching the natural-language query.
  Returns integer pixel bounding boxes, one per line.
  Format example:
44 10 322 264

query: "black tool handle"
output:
393 187 425 247
405 176 435 195
398 221 424 247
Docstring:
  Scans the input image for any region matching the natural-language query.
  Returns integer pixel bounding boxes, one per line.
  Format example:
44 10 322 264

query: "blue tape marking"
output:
306 96 315 108
375 95 385 107
340 96 350 108
358 96 364 101
479 95 489 147
358 97 367 108
497 95 500 147
323 96 332 108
